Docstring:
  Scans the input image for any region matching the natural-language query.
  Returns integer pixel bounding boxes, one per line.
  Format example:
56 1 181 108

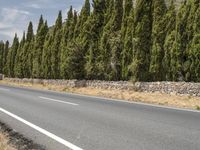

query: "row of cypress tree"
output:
0 0 199 82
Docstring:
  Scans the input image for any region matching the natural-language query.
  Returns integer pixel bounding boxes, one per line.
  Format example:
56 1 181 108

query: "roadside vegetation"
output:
0 0 199 82
196 105 200 110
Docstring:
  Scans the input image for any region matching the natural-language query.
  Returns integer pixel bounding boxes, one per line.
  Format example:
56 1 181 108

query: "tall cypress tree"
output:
60 6 73 79
99 0 123 80
32 17 48 78
22 22 34 78
61 8 80 79
83 0 106 79
41 32 53 79
172 1 190 81
74 0 90 38
121 0 133 40
121 5 134 80
111 0 123 31
61 41 85 79
104 0 114 24
163 0 176 81
51 11 62 79
188 4 200 81
64 2 91 79
37 15 44 33
130 0 152 82
0 41 4 73
14 32 26 78
3 40 9 75
149 0 167 81
183 0 200 81
7 34 19 77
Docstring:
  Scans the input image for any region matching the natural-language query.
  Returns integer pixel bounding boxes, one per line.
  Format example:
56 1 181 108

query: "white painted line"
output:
0 107 83 150
39 96 79 106
0 88 10 91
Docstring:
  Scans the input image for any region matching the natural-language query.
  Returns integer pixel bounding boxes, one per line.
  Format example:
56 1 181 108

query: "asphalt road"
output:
0 84 200 150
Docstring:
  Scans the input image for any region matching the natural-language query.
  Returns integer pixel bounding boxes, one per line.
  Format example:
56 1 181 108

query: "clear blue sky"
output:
0 0 85 42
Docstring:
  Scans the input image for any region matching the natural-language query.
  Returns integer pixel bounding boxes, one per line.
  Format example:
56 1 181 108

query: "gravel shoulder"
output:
0 131 16 150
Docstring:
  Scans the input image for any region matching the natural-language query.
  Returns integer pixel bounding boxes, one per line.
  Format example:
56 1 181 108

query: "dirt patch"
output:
1 80 200 110
0 122 45 150
0 132 15 150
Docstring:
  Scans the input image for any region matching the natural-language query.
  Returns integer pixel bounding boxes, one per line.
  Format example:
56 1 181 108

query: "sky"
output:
0 0 85 43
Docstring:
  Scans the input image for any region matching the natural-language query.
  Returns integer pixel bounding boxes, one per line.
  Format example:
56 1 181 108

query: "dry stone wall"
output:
135 82 200 97
0 74 3 80
3 78 200 97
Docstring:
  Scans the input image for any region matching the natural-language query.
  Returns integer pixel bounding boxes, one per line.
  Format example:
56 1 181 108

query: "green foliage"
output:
109 32 122 81
7 34 19 77
196 105 200 111
14 32 25 78
61 8 78 79
130 0 152 82
163 31 176 81
62 41 85 79
162 0 176 81
121 8 134 80
149 0 167 81
121 0 133 40
74 0 90 38
0 0 199 83
172 1 190 81
41 32 52 79
51 11 63 79
83 0 106 79
37 15 44 33
32 18 48 78
21 22 34 78
3 41 9 75
184 0 200 81
188 5 200 82
104 0 114 24
0 41 4 73
99 0 123 80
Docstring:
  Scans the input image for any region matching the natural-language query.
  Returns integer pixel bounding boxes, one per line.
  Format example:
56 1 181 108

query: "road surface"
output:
0 84 200 150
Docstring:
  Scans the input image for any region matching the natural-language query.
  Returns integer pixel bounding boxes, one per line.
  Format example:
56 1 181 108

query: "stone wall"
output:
135 82 200 97
0 74 3 80
3 78 200 97
85 80 136 90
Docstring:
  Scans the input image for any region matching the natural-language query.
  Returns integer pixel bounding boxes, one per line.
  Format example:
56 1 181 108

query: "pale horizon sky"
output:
0 0 85 43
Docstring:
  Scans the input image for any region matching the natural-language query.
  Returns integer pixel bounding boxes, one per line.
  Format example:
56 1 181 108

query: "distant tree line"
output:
0 0 199 82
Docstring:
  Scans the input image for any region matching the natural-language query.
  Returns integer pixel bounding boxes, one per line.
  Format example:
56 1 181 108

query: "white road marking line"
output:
0 107 83 150
0 88 10 91
39 96 79 106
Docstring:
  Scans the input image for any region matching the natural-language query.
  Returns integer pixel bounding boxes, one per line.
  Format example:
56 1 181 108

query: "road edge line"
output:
0 107 83 150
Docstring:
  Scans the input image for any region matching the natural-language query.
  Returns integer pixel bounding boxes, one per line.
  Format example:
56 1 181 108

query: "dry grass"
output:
63 87 200 110
0 133 15 150
1 80 200 110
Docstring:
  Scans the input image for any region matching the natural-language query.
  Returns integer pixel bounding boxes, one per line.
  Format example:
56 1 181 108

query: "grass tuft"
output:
196 105 200 111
